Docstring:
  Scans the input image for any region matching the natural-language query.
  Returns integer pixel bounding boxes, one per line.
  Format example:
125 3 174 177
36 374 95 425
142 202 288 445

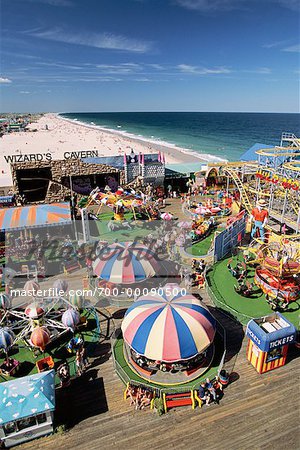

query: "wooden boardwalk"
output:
18 302 299 450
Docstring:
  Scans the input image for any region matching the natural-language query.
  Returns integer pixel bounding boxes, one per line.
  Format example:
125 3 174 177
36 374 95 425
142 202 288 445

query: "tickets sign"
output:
256 169 300 191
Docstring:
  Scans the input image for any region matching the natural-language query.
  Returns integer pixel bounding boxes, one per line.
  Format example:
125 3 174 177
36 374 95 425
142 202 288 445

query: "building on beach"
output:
9 152 165 204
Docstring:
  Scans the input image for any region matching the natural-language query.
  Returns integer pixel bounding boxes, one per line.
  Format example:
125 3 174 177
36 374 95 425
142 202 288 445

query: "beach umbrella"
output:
161 212 173 221
0 293 11 310
92 241 160 284
30 327 50 350
121 285 216 362
68 292 85 309
62 308 80 330
0 327 15 351
24 280 40 296
25 302 45 319
177 221 191 229
53 279 68 294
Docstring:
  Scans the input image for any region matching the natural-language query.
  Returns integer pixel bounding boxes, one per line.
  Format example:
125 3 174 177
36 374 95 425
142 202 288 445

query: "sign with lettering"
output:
3 150 99 164
256 169 300 191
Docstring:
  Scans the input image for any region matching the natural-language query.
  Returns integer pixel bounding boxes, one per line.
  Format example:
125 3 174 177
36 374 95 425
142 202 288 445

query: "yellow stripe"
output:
144 306 168 360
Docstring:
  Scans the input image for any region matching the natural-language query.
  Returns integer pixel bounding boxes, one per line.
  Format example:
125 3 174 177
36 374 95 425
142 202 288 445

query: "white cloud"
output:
262 39 292 49
282 44 300 52
36 62 82 70
96 63 142 73
27 28 153 53
175 0 245 12
134 77 151 82
19 91 30 94
175 0 300 12
274 0 300 12
177 64 231 74
147 64 164 70
243 67 272 74
0 77 12 83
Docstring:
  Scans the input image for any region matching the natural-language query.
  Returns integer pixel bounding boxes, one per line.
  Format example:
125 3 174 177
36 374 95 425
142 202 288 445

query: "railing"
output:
111 323 227 398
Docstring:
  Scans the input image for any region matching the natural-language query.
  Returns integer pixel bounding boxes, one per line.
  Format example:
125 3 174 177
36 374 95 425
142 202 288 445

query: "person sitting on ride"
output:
227 261 246 279
67 336 83 353
235 280 253 297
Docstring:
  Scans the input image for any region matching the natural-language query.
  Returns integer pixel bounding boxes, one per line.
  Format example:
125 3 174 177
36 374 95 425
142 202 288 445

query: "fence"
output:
214 213 247 261
111 321 227 398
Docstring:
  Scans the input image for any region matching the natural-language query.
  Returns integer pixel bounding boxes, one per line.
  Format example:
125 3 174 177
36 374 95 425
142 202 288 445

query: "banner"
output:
256 169 300 191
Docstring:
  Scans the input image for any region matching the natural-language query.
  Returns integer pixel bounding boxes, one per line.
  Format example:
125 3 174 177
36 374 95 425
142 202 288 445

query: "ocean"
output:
60 112 300 162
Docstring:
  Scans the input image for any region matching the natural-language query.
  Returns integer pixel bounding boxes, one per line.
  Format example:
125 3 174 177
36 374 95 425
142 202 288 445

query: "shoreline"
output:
58 113 227 165
0 112 227 188
56 113 228 163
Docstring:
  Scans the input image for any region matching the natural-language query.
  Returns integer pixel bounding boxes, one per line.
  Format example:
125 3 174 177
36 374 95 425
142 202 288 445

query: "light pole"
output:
69 175 78 241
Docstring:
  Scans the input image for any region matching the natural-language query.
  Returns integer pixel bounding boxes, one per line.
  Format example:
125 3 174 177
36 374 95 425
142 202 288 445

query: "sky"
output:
0 0 300 113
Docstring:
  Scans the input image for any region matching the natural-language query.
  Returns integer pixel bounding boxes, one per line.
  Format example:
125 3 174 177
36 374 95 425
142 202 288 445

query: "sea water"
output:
60 112 300 162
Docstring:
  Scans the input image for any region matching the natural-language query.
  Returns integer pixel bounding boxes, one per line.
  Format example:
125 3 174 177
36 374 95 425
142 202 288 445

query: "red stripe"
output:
162 305 181 360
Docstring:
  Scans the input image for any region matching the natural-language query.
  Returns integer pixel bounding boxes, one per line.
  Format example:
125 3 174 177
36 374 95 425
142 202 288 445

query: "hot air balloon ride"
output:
30 327 51 351
62 308 80 330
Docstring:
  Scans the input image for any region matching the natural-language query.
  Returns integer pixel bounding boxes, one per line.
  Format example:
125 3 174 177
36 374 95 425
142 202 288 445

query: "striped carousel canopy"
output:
121 286 216 362
92 242 160 285
0 203 72 231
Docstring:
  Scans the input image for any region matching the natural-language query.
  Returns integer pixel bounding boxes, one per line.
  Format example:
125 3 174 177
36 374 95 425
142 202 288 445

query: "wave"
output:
58 113 227 163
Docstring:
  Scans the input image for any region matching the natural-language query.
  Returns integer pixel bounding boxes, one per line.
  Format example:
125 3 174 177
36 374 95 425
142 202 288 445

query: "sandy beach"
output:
0 113 212 188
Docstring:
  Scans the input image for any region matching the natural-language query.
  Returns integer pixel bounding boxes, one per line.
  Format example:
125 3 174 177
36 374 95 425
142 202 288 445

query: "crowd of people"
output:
198 377 223 406
126 384 154 410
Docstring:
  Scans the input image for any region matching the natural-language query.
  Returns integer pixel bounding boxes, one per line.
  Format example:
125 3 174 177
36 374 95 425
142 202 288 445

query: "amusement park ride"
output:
216 132 300 235
78 187 160 222
0 281 88 377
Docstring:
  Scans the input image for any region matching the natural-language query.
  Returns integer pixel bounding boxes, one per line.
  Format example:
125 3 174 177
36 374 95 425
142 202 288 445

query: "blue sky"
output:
1 0 299 112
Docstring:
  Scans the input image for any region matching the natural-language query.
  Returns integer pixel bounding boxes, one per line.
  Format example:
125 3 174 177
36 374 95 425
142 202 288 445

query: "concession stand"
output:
246 313 296 374
0 370 55 448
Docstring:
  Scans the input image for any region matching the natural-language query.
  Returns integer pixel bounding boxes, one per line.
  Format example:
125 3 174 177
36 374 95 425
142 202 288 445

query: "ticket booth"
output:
246 313 296 374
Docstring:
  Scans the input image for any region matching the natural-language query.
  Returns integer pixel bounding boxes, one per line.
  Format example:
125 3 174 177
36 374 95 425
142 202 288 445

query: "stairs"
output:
221 167 253 214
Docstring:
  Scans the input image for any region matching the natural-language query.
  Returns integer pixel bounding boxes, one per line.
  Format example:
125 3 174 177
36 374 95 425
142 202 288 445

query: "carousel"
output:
120 284 217 385
254 240 300 309
92 241 162 300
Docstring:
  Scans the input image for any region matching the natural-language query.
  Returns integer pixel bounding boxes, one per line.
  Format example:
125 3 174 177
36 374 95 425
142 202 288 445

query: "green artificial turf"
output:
113 335 223 391
185 234 214 257
94 214 158 243
207 256 300 329
0 308 101 385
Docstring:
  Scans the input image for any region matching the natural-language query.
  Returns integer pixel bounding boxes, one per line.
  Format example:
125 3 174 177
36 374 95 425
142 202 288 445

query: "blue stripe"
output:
131 307 164 354
100 249 122 280
125 300 164 316
19 207 30 228
41 205 70 215
171 308 198 359
175 303 216 329
129 251 146 281
36 207 49 226
1 209 14 230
